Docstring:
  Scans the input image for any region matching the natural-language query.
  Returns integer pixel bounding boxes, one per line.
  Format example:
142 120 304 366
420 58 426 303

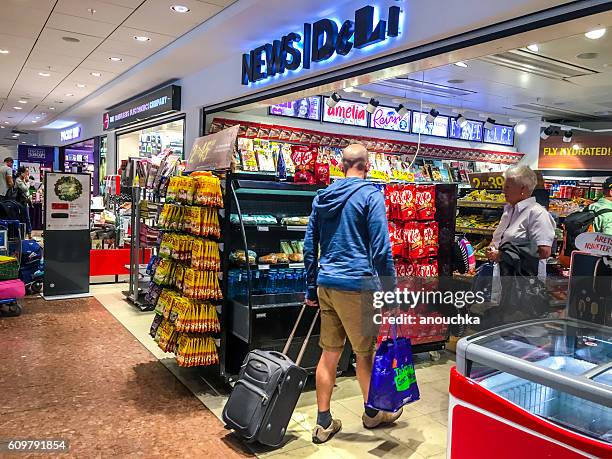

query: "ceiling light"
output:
366 98 379 114
343 87 355 93
13 106 22 110
171 5 190 13
572 144 581 150
326 92 341 108
585 28 606 39
87 8 96 14
62 36 80 43
540 126 554 140
483 117 496 130
456 113 468 128
396 104 408 117
3 122 8 125
35 116 40 119
38 72 50 77
21 141 26 144
426 108 439 123
49 107 55 110
90 72 102 77
65 93 74 97
0 49 9 54
454 61 468 68
76 83 86 88
0 126 4 129
515 122 527 135
563 130 573 143
109 57 123 62
527 44 539 52
134 36 150 42
31 120 37 123
18 99 27 104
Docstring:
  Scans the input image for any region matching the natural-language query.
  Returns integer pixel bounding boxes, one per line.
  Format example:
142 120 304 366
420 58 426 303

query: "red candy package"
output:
400 184 417 221
416 185 436 220
291 145 317 184
314 150 330 185
388 222 403 258
423 221 439 257
405 221 425 259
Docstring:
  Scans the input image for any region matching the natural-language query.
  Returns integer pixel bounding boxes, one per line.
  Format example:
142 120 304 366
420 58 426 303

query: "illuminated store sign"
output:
241 5 401 85
370 105 410 132
322 98 368 127
60 126 81 142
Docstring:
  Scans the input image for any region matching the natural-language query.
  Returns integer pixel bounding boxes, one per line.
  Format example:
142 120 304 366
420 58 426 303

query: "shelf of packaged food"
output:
457 201 506 209
254 262 305 270
231 223 308 233
455 226 496 235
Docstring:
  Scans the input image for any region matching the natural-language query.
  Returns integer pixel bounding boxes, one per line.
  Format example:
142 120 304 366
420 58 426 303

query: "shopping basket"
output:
0 255 19 280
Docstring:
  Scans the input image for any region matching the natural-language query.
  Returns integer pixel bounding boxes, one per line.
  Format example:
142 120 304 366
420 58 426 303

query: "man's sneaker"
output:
362 408 403 429
312 419 342 444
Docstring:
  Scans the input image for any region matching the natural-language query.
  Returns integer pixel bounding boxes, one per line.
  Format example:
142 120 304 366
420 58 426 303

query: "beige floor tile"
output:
261 444 342 458
427 410 449 427
426 452 447 459
328 429 427 459
383 416 447 457
293 400 361 431
410 388 449 415
338 396 423 423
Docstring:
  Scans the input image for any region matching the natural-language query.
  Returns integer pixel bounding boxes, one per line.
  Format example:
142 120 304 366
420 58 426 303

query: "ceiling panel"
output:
33 29 104 58
100 27 175 58
124 0 223 36
99 0 146 8
47 12 120 38
27 49 86 71
199 0 237 6
54 0 136 24
0 0 55 40
81 49 143 72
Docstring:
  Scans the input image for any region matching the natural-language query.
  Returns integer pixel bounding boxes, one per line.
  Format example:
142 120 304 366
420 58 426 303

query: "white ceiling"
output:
0 0 235 146
357 19 612 126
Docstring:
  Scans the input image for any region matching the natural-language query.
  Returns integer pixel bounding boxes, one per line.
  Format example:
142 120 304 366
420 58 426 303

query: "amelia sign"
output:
322 99 368 127
241 5 401 85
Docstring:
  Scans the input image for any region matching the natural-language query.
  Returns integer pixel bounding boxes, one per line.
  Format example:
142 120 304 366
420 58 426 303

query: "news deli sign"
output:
241 5 400 85
103 85 181 130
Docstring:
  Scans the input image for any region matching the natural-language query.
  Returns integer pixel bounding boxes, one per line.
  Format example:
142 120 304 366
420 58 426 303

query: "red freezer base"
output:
448 367 611 459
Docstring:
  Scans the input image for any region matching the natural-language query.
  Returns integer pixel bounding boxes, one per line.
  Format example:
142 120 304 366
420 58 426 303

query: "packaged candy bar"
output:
400 184 417 221
423 222 439 257
405 221 425 259
416 185 436 220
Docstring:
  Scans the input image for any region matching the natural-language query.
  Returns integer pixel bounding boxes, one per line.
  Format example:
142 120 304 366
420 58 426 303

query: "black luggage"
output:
222 304 319 447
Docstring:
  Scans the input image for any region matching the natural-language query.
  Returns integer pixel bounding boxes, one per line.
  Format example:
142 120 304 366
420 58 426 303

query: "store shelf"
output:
455 226 496 236
232 223 308 233
457 201 505 209
256 262 305 270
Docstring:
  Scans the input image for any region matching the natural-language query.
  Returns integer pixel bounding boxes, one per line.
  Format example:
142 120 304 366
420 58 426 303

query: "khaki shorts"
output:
318 286 375 356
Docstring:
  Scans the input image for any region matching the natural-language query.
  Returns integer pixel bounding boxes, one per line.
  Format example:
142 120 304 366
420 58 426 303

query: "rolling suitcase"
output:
222 304 319 447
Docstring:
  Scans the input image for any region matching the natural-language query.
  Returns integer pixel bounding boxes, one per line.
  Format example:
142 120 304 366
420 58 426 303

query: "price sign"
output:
469 172 505 189
370 170 390 182
330 165 345 178
392 170 415 182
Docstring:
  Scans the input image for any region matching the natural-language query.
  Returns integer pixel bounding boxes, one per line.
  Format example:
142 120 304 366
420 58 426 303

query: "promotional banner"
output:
322 98 368 127
484 123 514 146
412 112 448 137
17 145 55 163
370 105 411 132
449 119 483 142
539 135 612 170
186 125 240 172
20 162 42 189
269 96 321 121
45 172 91 231
576 232 612 257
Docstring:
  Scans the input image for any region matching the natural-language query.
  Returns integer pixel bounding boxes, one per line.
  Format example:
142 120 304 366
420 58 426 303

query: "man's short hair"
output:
4 157 13 164
604 177 612 194
342 144 368 172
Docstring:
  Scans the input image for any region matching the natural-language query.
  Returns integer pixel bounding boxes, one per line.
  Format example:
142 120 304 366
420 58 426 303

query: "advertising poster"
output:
539 135 612 170
412 112 449 137
45 173 91 231
21 162 42 189
449 119 483 142
370 105 411 132
269 96 321 121
484 123 514 146
322 98 369 127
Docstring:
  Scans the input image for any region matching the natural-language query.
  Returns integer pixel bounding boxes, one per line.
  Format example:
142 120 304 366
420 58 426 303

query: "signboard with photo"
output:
369 105 411 132
484 123 514 146
449 119 483 142
44 172 91 231
269 96 321 121
322 98 369 127
411 112 449 137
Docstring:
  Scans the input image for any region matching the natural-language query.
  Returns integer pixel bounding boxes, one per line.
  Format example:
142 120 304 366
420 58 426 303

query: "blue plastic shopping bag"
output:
366 336 420 412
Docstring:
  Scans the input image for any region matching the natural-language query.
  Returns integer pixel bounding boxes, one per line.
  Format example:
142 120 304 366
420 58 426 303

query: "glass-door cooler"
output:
450 319 611 458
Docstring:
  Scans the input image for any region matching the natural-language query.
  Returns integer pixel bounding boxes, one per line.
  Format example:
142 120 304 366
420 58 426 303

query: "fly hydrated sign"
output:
241 5 401 85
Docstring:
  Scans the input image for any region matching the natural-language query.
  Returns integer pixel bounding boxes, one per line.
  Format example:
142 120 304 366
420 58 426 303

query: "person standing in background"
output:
590 177 612 235
15 166 32 239
0 157 14 199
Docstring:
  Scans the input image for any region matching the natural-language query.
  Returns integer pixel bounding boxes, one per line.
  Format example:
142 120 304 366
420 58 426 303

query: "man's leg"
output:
316 349 342 412
355 352 374 402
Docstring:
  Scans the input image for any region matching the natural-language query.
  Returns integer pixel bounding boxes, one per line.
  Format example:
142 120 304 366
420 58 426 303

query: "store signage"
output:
45 172 91 231
17 144 54 163
269 96 321 121
575 232 612 257
484 123 514 146
241 5 401 85
449 119 483 142
186 124 240 172
103 85 181 130
369 105 410 132
469 172 505 190
322 98 368 127
60 125 81 142
539 135 612 171
412 112 449 138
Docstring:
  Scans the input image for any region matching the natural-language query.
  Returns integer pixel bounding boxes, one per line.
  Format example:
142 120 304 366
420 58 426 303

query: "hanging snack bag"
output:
416 185 436 220
291 145 317 184
314 151 330 185
405 221 425 259
401 184 417 221
423 222 439 257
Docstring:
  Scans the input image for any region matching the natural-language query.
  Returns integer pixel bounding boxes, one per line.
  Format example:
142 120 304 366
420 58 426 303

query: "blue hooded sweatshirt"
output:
303 177 396 301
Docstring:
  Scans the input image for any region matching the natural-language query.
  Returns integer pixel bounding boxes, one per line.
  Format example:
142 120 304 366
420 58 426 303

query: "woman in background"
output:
15 166 32 239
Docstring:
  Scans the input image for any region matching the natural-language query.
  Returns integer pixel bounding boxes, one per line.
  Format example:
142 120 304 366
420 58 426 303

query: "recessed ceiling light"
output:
0 126 4 129
65 93 74 97
3 122 8 124
49 107 55 110
35 116 40 119
576 52 599 59
18 99 27 104
62 36 80 43
13 106 22 110
515 123 527 135
527 44 539 52
134 36 150 42
0 49 9 54
55 100 64 104
76 83 86 88
109 57 122 62
90 72 102 77
21 141 26 144
38 72 51 77
171 5 190 13
454 61 468 68
447 79 464 84
87 8 96 14
31 120 37 123
585 28 606 39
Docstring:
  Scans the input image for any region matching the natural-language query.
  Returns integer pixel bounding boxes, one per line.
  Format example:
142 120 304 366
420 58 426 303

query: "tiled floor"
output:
91 284 453 459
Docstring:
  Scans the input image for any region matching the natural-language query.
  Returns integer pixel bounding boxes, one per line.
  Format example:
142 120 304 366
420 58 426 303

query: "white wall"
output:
516 119 543 169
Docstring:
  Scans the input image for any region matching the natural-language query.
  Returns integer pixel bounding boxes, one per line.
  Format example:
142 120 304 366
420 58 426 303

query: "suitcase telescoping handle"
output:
280 303 320 366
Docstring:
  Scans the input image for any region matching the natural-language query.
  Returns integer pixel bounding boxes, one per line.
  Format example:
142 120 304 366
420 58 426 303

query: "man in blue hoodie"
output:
304 144 399 444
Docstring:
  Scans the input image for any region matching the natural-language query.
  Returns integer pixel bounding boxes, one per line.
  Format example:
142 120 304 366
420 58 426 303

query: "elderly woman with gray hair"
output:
486 165 556 279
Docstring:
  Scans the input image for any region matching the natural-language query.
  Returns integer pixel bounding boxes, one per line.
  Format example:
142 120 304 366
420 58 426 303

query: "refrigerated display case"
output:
450 319 612 458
